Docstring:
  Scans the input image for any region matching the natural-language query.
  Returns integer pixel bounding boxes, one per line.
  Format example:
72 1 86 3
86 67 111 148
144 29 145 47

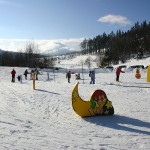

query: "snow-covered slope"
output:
0 57 150 150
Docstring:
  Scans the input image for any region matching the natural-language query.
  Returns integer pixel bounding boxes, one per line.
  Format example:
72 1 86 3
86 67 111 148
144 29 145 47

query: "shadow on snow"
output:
83 114 150 135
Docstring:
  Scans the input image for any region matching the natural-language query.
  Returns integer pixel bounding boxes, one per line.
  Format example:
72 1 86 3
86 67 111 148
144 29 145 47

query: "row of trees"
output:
1 21 150 68
0 42 55 68
80 21 150 67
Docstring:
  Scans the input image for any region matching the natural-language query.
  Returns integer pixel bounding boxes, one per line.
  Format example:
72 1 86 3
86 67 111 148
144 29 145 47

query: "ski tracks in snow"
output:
0 69 150 150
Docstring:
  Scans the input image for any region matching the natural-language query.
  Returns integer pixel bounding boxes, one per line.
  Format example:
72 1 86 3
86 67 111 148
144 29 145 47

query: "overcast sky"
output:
0 0 149 53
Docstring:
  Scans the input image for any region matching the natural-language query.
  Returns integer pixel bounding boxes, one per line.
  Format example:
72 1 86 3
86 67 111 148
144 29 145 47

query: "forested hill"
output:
0 21 150 68
80 21 150 66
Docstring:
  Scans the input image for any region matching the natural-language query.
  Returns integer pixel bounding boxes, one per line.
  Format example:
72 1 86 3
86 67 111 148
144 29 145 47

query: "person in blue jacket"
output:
90 70 95 84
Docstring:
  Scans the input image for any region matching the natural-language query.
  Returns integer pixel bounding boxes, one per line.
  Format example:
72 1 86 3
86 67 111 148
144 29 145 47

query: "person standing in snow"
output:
11 68 16 82
116 67 125 82
90 70 95 84
24 69 28 80
66 71 71 83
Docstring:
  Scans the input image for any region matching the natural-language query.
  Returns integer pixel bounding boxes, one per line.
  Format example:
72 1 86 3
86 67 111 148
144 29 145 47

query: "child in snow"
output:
11 68 16 82
17 75 22 83
24 69 28 80
66 71 71 83
90 71 95 84
75 73 81 80
116 67 125 82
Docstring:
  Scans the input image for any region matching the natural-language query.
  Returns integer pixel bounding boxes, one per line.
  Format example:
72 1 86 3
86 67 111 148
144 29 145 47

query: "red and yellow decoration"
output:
71 82 114 117
135 69 141 79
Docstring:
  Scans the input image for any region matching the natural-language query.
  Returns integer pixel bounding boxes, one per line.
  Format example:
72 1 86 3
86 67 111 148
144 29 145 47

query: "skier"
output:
90 70 95 84
24 69 28 80
11 68 16 82
116 67 125 82
66 71 71 83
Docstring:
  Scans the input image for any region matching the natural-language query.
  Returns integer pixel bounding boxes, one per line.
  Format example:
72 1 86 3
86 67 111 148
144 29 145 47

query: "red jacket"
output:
116 68 124 75
11 70 16 76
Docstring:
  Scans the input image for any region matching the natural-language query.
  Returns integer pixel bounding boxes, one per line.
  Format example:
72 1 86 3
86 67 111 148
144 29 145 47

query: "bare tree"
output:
24 41 40 67
85 56 92 69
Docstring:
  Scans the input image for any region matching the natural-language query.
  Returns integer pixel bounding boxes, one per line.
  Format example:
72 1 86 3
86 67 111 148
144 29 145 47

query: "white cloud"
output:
98 14 131 26
0 38 84 55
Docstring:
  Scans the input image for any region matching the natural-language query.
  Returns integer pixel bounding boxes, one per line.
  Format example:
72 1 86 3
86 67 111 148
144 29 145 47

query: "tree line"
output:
0 42 55 68
80 20 150 67
1 21 150 68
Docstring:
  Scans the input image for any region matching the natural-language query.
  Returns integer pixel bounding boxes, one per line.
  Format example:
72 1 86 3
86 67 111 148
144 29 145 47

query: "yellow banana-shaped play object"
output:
72 82 91 117
71 82 114 117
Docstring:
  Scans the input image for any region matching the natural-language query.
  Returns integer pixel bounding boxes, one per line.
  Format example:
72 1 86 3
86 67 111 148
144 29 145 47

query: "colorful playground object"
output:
147 65 150 82
71 82 114 117
135 68 141 79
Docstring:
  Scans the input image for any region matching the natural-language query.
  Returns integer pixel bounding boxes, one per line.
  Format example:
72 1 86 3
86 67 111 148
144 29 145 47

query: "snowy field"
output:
0 56 150 150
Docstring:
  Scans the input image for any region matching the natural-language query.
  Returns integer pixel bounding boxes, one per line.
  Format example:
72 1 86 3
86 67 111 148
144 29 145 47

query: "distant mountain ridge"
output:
0 38 83 55
43 47 72 56
0 47 81 57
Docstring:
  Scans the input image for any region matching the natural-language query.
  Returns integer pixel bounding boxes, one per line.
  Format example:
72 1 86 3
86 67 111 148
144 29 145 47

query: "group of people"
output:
65 70 96 84
11 68 39 83
11 67 125 84
89 67 125 83
66 67 125 84
30 69 39 80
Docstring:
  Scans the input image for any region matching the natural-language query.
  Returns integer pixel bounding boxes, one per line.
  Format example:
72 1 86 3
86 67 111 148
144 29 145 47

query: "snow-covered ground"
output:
0 56 150 150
